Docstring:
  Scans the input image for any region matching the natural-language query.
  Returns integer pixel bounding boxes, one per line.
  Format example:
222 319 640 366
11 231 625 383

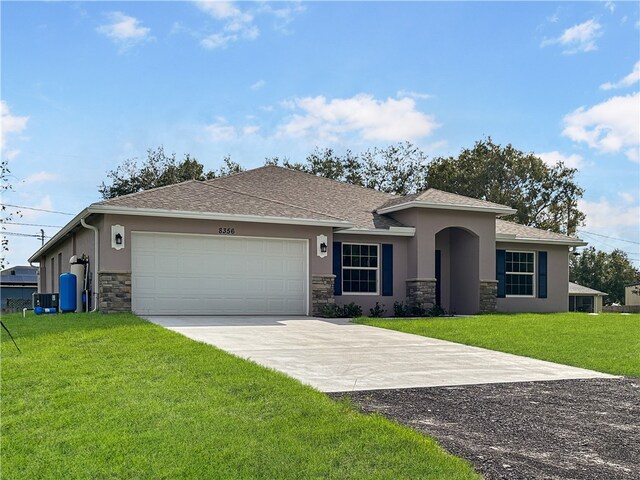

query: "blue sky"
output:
2 1 639 268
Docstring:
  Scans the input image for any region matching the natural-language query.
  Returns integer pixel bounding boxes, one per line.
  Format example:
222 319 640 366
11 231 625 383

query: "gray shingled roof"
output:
496 219 584 244
378 188 513 212
93 166 585 244
202 166 404 229
96 175 347 224
569 282 606 296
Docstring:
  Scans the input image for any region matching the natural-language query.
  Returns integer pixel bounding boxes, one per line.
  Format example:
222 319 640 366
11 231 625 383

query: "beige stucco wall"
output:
496 241 569 313
625 285 640 305
37 220 100 293
332 232 409 313
391 208 496 282
98 214 333 310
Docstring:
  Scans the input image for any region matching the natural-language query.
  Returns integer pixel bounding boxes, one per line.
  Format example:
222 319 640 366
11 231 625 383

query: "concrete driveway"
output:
144 316 615 392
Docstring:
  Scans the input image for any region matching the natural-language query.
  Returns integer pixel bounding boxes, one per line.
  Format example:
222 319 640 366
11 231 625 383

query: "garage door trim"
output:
131 231 309 316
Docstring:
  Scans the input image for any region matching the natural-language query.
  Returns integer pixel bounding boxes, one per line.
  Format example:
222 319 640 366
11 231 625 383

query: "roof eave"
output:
334 226 416 237
377 201 516 216
28 208 90 263
496 234 588 247
88 204 353 228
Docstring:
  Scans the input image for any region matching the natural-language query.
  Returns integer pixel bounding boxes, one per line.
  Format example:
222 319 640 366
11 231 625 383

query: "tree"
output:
265 142 428 195
570 247 640 304
426 138 585 235
1 159 21 268
99 147 243 199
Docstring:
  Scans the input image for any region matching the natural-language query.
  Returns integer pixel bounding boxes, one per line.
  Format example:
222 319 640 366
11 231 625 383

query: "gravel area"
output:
330 378 640 480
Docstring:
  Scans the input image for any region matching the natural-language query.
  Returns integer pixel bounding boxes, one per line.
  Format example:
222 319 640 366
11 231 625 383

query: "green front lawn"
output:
356 313 640 377
1 313 478 480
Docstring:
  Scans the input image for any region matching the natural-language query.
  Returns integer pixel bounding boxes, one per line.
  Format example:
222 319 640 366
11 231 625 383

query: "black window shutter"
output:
496 249 506 298
382 244 393 296
333 241 342 296
538 251 547 298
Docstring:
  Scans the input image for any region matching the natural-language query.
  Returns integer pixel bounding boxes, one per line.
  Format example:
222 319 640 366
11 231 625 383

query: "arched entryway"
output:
434 227 480 315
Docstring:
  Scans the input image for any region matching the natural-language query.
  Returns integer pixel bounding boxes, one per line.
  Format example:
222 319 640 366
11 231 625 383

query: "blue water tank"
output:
60 273 77 313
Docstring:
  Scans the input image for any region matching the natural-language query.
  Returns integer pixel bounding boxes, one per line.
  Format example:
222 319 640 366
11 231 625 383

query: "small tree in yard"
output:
1 159 21 268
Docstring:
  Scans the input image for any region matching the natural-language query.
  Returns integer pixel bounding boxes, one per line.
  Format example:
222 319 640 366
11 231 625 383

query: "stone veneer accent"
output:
406 279 436 309
312 274 335 316
479 280 498 313
99 271 131 313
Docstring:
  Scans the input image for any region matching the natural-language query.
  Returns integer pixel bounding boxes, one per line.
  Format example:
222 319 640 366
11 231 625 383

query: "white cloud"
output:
206 121 237 141
97 12 151 50
562 92 639 162
538 151 585 169
194 1 304 49
242 125 260 135
19 196 54 221
604 1 615 13
22 171 60 186
600 61 640 90
1 101 29 150
541 19 602 54
396 90 432 100
195 1 259 49
278 94 439 143
250 80 266 91
618 192 635 204
579 197 640 232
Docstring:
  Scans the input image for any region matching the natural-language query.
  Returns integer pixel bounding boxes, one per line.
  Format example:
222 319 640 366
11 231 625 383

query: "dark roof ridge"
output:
198 179 348 223
206 165 399 200
96 179 201 205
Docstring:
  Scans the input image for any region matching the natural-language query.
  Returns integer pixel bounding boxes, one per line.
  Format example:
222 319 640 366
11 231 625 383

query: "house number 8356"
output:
219 227 235 235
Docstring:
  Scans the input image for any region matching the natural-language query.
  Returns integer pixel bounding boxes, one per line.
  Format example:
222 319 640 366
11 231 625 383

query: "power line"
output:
577 230 640 245
1 231 52 239
0 204 74 215
3 222 63 228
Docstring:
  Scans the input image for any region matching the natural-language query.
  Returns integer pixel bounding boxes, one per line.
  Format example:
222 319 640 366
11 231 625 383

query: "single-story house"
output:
568 282 606 313
624 283 640 306
0 265 38 311
28 166 587 316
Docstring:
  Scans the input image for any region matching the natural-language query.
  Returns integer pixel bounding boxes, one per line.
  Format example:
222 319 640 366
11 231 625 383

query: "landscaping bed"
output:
331 378 640 480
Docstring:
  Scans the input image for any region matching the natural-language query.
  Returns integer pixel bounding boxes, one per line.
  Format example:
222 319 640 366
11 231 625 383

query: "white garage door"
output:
131 232 308 315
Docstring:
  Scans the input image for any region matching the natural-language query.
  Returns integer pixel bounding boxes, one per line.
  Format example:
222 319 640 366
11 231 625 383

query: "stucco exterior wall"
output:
496 241 569 313
332 232 409 314
625 285 640 305
391 208 496 282
99 214 333 312
37 220 99 293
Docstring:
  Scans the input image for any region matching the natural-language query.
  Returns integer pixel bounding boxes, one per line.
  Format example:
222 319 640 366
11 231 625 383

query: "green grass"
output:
355 313 640 377
1 313 478 480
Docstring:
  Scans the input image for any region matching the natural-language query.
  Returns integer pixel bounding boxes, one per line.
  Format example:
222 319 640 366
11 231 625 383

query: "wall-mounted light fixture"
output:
317 234 328 258
111 225 125 251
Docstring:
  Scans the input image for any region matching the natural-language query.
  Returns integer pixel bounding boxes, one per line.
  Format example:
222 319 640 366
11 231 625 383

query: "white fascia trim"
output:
27 208 90 263
377 201 517 216
87 205 353 228
334 226 416 237
496 235 588 247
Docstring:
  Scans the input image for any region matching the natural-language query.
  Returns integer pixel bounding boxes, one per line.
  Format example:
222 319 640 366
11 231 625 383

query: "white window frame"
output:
342 242 380 295
505 250 536 298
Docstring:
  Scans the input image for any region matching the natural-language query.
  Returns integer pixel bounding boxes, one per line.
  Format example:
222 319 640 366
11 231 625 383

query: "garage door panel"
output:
131 233 307 315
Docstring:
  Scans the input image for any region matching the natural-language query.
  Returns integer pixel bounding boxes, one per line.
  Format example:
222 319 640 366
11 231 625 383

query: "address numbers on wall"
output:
219 227 235 235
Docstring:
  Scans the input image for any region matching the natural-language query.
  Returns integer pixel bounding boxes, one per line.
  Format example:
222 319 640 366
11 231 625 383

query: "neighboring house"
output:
28 166 586 316
568 282 606 313
0 265 38 311
625 283 640 306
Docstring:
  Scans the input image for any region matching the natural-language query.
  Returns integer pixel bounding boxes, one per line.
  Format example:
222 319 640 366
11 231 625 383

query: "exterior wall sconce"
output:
316 234 328 258
111 225 125 251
